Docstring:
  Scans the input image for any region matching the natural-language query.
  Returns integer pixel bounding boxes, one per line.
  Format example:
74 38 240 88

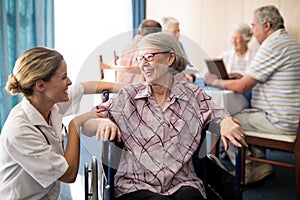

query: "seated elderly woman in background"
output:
221 22 256 79
82 32 247 200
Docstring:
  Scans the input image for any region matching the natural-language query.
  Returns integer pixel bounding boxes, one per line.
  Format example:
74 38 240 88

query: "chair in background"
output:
99 55 116 82
236 118 300 199
99 53 142 83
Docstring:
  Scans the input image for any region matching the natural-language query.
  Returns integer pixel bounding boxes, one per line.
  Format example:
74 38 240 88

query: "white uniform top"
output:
0 84 84 200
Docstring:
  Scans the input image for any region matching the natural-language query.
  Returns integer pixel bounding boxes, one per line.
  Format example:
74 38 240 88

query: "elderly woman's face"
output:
231 30 248 51
136 47 171 84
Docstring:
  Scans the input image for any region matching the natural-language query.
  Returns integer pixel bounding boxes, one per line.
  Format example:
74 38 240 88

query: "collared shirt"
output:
99 79 227 198
0 84 84 200
247 29 300 134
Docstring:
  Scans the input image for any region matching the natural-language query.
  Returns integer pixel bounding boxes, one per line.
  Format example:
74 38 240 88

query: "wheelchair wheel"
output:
91 156 99 200
84 156 99 200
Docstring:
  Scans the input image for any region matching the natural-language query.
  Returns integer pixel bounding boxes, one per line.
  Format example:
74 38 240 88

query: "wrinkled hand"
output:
95 118 121 142
220 117 248 150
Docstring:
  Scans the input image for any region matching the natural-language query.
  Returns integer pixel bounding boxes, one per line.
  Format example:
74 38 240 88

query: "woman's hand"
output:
72 107 105 131
63 107 106 183
220 116 248 150
94 118 121 142
81 106 121 142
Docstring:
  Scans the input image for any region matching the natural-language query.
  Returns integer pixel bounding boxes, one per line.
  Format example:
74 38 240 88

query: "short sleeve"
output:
247 36 282 83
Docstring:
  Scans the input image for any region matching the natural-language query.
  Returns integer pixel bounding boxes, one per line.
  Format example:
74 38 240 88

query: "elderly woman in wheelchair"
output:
82 32 247 200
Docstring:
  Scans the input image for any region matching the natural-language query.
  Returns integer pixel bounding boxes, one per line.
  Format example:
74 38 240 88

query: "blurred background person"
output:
161 16 197 82
117 19 162 83
221 22 256 79
205 5 300 184
218 23 256 158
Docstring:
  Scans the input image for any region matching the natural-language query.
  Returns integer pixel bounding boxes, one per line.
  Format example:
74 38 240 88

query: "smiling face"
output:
137 47 173 86
43 59 72 103
231 30 248 52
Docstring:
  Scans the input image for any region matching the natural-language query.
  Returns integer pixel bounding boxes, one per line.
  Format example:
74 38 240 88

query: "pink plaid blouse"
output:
100 79 227 198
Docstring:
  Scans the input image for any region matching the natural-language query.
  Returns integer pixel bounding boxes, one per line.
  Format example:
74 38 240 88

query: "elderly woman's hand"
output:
94 118 121 142
81 107 121 142
220 116 248 150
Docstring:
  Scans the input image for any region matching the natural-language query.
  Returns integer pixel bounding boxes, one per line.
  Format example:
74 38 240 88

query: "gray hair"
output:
138 32 187 73
232 23 252 41
161 17 179 29
255 5 284 30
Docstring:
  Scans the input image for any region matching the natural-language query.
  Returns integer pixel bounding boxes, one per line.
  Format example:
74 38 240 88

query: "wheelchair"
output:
84 91 243 200
84 91 116 200
84 141 119 200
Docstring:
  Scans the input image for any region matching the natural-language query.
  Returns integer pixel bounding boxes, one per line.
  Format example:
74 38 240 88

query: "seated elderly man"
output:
205 5 300 184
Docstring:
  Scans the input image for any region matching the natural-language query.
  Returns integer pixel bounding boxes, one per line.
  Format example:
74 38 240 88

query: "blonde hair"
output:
6 47 64 96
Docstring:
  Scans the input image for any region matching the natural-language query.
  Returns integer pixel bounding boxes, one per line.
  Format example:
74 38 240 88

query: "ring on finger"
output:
105 125 110 129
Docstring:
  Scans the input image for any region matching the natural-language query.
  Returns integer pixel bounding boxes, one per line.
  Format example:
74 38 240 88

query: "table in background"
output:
194 77 250 153
206 90 249 115
194 77 249 115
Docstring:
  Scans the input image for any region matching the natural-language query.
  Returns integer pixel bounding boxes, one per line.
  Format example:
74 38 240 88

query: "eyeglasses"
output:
136 51 170 64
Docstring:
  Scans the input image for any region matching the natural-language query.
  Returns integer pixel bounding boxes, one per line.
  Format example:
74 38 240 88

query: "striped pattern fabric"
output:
100 79 227 198
248 29 300 133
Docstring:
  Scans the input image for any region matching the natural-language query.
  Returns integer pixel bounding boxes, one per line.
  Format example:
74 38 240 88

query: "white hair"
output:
161 17 179 29
232 23 252 41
